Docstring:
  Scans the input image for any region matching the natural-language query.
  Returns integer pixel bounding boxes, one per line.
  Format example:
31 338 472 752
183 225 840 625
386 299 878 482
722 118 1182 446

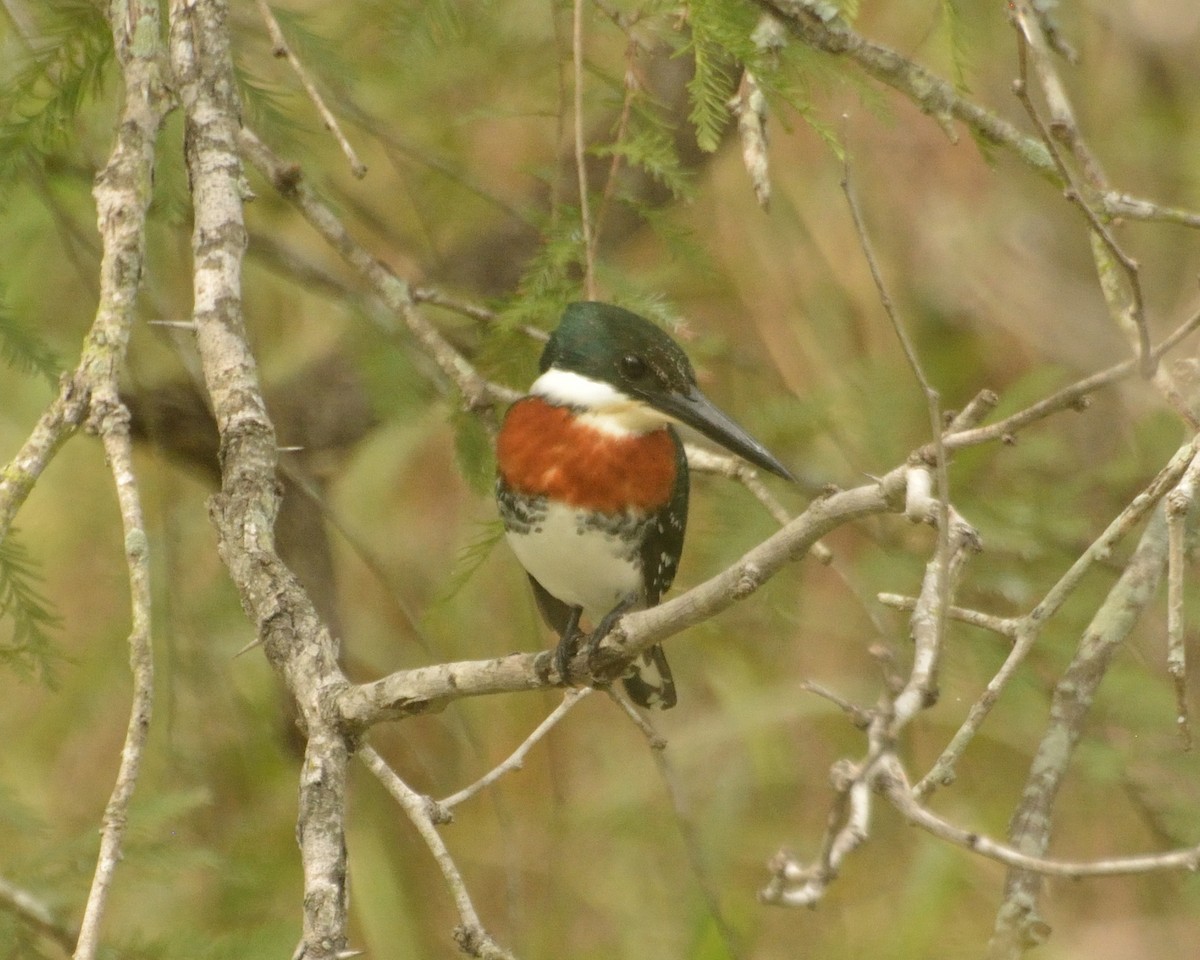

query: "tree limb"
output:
169 1 351 955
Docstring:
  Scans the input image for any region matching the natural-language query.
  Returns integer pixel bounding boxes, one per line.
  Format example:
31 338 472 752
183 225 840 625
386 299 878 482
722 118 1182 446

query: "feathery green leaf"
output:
0 295 61 384
0 533 63 686
436 519 507 606
0 0 113 192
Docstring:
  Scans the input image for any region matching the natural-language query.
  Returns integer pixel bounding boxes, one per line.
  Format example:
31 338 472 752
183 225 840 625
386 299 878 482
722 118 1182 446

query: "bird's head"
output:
532 301 794 481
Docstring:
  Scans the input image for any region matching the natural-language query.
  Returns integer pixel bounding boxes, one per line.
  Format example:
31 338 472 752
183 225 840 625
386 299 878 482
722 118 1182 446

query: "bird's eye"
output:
619 354 648 380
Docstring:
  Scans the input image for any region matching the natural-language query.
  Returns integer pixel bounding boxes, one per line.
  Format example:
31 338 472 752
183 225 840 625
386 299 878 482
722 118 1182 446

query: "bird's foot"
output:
552 604 585 687
552 628 582 686
583 594 639 681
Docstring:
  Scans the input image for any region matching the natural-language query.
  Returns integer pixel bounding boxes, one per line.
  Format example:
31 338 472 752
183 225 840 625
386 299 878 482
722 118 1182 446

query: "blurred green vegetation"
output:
3 0 1200 958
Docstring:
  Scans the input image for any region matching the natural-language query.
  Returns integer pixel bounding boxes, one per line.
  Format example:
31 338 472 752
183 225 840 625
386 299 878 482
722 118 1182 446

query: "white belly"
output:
505 501 641 622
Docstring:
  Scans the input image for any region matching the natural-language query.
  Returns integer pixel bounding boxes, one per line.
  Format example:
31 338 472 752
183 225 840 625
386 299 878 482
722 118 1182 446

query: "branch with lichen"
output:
987 506 1172 959
0 0 172 956
237 126 512 417
761 501 981 906
169 2 351 958
757 0 1200 229
361 747 517 960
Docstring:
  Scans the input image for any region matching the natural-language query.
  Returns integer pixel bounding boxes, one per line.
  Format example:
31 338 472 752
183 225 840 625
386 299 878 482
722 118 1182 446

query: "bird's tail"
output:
622 643 677 710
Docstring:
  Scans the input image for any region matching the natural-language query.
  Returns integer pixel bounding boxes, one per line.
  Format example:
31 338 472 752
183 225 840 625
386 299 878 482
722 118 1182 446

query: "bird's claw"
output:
553 629 582 686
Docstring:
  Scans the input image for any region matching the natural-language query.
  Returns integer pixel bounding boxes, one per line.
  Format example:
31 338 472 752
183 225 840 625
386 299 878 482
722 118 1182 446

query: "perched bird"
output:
495 302 793 708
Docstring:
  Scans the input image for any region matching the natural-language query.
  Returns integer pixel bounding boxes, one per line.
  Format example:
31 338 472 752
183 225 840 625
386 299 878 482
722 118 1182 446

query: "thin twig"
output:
1031 440 1198 626
238 127 513 414
592 38 639 245
877 594 1018 642
76 421 155 960
572 0 597 298
255 0 366 177
0 874 77 953
608 691 744 960
914 620 1037 797
1011 3 1152 378
1165 456 1200 750
70 0 169 954
941 303 1200 453
885 755 1200 877
842 153 956 728
360 747 517 960
439 689 593 809
799 680 871 728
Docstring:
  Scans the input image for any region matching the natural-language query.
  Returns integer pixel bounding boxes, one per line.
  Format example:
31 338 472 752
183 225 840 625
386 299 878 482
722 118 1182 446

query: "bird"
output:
495 301 794 709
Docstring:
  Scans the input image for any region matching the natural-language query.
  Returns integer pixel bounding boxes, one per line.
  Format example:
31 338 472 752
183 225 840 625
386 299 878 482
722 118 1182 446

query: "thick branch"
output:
169 1 349 955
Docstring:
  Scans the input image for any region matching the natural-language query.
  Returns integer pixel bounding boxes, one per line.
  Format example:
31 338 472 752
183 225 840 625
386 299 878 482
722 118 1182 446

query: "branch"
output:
438 689 593 809
237 127 512 415
254 0 366 178
988 506 1171 958
877 593 1018 641
758 0 1200 229
939 303 1200 455
0 383 88 543
0 873 77 954
360 747 517 960
884 755 1200 878
762 502 981 907
66 1 170 955
169 2 350 956
75 422 155 960
339 466 909 728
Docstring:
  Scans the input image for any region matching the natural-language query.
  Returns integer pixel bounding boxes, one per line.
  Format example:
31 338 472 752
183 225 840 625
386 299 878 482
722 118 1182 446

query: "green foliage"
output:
371 0 470 58
0 533 62 685
450 406 496 496
0 0 113 194
591 118 694 201
436 518 506 606
0 292 61 384
492 207 586 334
684 0 753 152
937 0 972 93
235 69 306 149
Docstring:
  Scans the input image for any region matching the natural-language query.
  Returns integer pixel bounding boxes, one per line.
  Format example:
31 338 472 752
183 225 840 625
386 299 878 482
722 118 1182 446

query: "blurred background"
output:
3 0 1200 957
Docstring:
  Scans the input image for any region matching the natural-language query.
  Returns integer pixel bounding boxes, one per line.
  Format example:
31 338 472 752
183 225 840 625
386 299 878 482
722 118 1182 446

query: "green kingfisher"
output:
495 301 794 709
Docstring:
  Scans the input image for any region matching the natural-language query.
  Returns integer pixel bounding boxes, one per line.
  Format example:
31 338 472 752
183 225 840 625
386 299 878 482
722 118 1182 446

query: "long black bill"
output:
653 385 795 482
